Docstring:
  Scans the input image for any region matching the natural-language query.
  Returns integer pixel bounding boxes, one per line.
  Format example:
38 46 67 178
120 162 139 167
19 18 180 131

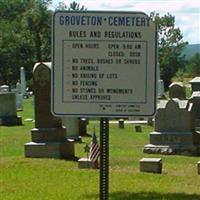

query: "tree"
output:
56 1 87 11
22 0 52 62
0 0 52 85
186 53 200 76
0 0 33 84
150 12 188 88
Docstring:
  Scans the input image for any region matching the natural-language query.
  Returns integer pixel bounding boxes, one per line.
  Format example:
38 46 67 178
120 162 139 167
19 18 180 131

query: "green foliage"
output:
186 53 200 76
56 1 87 11
69 1 87 11
150 12 188 88
0 0 52 85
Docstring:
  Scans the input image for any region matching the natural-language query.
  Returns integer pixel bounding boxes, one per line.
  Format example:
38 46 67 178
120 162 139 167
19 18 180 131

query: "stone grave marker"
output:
118 119 125 129
24 62 74 158
0 91 22 126
189 91 200 128
140 158 162 173
20 67 27 97
189 77 200 92
79 118 89 136
62 117 82 142
157 63 165 98
169 82 186 100
144 99 200 155
15 80 23 111
0 85 9 92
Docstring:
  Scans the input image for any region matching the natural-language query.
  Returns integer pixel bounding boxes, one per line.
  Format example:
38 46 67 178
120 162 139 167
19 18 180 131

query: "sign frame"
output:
52 10 157 117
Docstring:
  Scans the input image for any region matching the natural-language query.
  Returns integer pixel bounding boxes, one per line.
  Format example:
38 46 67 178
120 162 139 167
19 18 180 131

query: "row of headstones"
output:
144 77 200 155
23 62 200 158
22 62 165 159
114 78 200 156
0 67 27 126
2 62 199 158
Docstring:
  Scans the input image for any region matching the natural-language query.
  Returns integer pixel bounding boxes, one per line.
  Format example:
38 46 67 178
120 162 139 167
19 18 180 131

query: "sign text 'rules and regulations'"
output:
52 11 157 117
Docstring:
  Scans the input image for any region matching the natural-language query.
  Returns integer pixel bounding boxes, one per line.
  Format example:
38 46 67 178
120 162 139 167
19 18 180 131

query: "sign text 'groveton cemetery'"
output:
52 11 157 117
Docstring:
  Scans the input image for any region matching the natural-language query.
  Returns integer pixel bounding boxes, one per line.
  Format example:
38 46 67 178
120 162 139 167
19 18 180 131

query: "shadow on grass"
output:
86 191 200 200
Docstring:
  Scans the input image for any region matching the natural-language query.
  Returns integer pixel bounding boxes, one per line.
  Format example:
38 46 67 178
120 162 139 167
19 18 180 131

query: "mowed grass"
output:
0 98 200 200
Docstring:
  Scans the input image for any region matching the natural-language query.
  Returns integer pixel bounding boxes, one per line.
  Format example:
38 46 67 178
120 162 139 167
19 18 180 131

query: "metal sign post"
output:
100 118 109 200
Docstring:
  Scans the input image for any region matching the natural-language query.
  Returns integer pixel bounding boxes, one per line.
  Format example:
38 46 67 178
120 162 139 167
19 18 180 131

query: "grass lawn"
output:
0 97 200 200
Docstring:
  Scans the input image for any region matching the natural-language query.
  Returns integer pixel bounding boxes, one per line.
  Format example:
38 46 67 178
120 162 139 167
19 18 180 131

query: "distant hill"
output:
182 44 200 60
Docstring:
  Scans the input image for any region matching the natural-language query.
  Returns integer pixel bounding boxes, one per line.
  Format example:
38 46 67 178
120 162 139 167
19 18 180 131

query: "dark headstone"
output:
24 62 74 158
169 82 186 100
189 77 200 92
118 119 125 129
0 92 22 126
144 99 200 155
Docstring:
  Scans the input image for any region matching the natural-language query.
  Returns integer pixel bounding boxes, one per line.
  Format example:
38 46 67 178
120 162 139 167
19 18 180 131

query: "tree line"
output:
0 0 199 89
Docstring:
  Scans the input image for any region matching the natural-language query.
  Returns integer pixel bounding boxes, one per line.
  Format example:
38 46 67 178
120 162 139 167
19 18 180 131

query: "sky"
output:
51 0 200 45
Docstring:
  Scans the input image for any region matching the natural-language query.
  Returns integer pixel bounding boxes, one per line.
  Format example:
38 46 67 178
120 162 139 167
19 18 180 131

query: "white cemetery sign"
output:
52 11 157 117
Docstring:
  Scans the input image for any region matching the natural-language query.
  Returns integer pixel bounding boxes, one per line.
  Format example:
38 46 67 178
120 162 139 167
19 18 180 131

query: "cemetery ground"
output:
0 98 200 200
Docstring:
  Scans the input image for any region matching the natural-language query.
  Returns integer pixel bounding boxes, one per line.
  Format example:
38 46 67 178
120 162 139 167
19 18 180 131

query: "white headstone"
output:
15 80 23 110
20 67 26 97
0 85 9 93
16 80 21 94
157 63 164 98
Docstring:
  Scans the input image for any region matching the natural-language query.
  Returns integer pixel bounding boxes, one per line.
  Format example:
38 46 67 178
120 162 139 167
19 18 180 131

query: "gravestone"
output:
118 119 125 129
135 125 142 132
157 63 165 98
189 91 200 128
24 62 74 158
189 77 200 92
20 67 27 97
0 92 22 126
198 161 200 175
144 99 200 155
15 80 23 111
140 158 162 174
147 117 154 126
158 80 165 98
62 117 82 142
78 158 98 169
0 85 9 92
169 82 186 100
79 118 89 136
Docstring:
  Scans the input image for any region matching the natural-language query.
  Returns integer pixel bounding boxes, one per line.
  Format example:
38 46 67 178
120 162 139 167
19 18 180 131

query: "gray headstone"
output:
16 81 21 94
155 99 195 132
140 158 162 174
169 82 186 100
15 81 23 111
24 62 74 158
157 79 165 98
79 118 89 136
118 119 125 129
189 91 200 127
189 77 200 92
144 99 200 155
20 67 27 97
157 63 165 98
0 92 22 125
0 85 9 93
62 117 82 142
